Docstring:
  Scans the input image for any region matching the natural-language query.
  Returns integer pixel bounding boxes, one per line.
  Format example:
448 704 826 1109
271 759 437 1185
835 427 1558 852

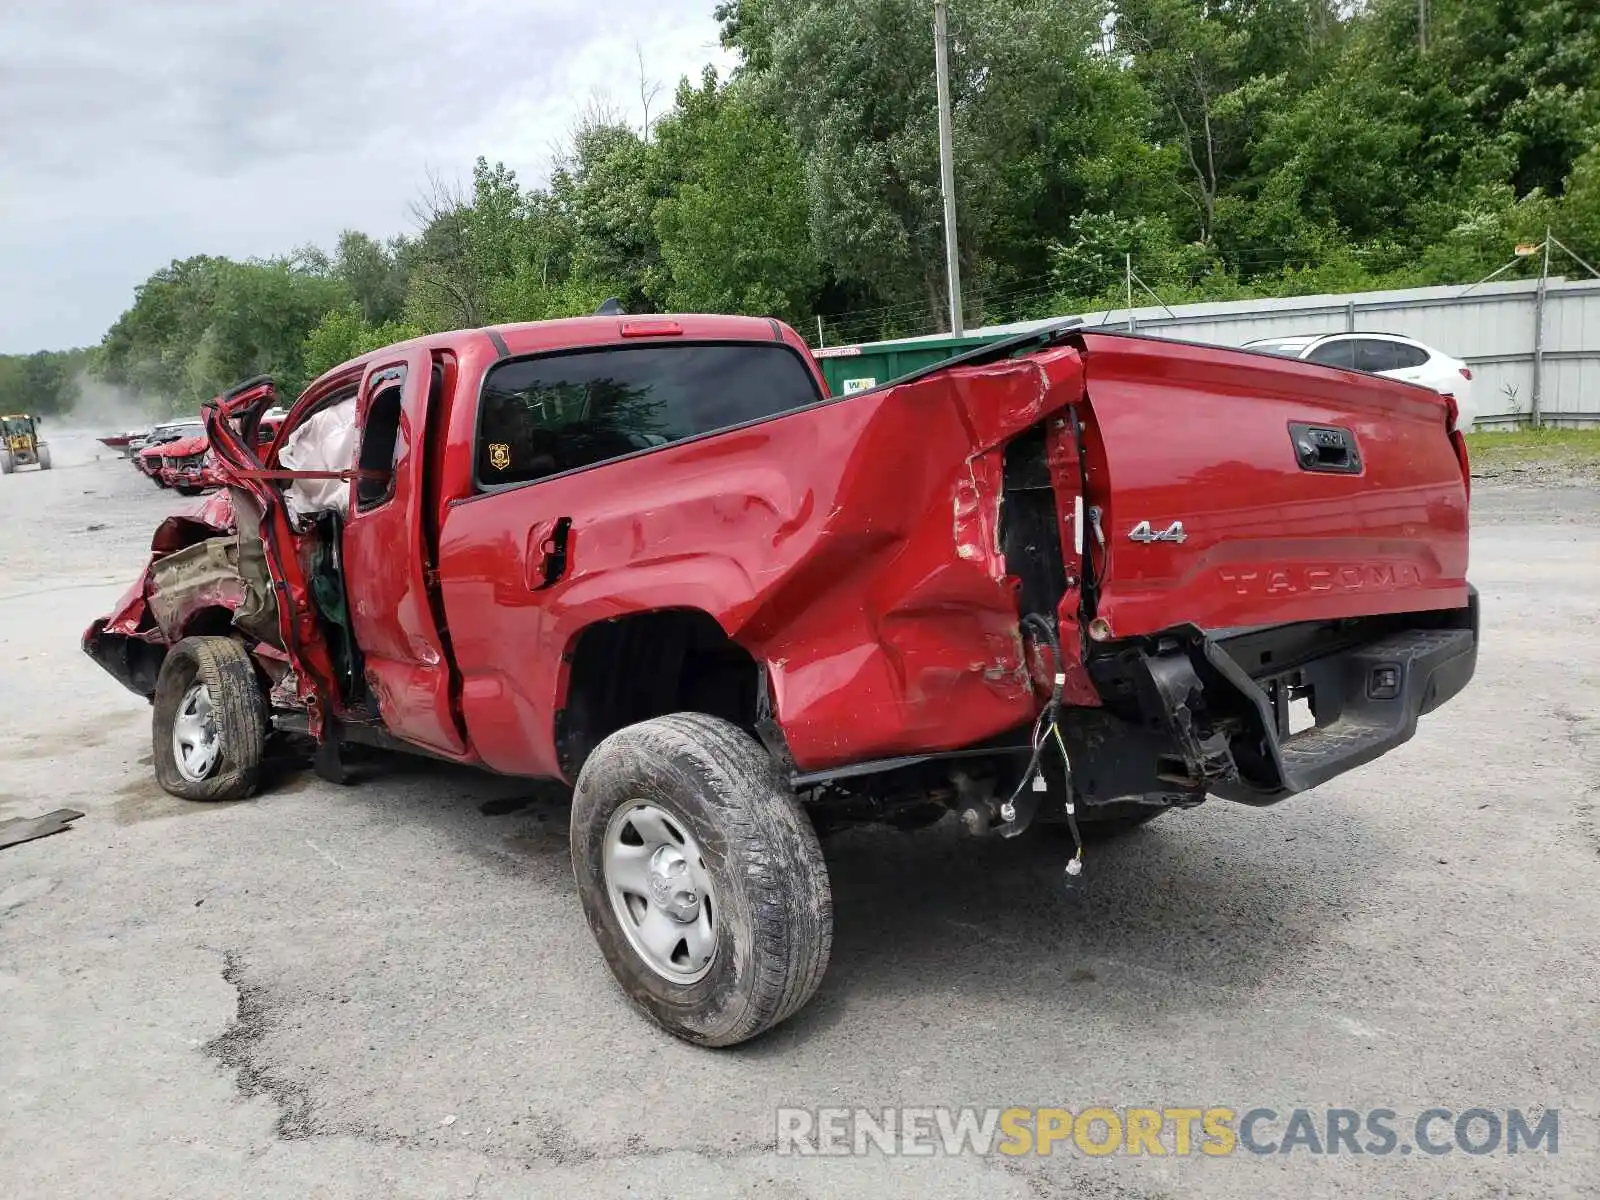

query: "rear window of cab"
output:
475 342 822 488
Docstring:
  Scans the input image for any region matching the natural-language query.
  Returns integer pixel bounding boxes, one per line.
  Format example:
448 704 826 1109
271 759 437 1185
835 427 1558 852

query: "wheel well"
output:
556 609 763 778
180 606 237 640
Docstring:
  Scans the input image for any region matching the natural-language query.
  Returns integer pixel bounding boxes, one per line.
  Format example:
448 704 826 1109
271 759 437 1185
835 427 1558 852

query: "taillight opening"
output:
1458 366 1473 381
1441 393 1470 501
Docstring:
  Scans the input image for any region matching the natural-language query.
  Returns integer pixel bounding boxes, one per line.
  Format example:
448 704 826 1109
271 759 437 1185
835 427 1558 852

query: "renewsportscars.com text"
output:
774 1106 1559 1158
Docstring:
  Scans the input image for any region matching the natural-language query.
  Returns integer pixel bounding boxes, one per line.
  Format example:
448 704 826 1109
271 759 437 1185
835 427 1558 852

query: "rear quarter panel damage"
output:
437 346 1092 777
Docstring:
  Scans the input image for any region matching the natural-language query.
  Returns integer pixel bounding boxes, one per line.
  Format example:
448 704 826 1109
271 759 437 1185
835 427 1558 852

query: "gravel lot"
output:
3 448 1597 1198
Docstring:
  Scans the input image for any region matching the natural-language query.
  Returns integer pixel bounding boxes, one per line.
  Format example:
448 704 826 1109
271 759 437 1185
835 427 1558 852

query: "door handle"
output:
525 518 573 590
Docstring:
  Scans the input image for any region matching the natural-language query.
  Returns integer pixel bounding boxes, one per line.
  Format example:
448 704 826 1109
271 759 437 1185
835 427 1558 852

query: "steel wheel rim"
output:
602 800 717 984
172 681 221 782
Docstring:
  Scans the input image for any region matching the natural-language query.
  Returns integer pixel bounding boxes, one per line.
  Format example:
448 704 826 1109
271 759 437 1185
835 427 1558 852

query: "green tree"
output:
0 350 85 416
555 124 672 312
332 231 412 325
1114 0 1256 245
300 305 425 380
653 70 819 323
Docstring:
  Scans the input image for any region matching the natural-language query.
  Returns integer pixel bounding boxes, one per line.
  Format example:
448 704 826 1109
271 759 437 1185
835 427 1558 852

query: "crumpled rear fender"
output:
441 345 1094 776
736 348 1092 768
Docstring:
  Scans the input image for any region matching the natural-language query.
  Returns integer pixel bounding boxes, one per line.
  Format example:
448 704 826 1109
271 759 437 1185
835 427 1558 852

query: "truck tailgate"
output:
1075 333 1470 638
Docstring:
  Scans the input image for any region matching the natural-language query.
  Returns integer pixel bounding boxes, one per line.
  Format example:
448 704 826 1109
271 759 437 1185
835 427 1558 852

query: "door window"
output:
356 369 405 511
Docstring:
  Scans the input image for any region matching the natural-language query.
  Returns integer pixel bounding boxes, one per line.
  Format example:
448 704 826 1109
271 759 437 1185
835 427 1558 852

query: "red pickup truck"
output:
84 315 1477 1045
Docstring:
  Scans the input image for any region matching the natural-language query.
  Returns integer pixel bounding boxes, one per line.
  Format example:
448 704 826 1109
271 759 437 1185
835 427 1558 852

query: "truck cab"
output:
85 314 1477 1046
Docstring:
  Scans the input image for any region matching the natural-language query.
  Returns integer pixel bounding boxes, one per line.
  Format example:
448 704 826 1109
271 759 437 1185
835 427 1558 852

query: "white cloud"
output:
0 0 734 352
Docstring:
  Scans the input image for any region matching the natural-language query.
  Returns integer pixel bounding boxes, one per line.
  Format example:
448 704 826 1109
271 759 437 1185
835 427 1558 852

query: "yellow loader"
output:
0 414 51 474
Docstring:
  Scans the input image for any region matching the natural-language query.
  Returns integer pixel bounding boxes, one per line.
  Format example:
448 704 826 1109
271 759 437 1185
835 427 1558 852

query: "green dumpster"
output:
812 332 1006 395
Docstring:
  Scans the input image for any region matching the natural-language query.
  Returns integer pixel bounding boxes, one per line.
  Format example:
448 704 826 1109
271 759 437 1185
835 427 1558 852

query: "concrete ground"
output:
2 448 1596 1199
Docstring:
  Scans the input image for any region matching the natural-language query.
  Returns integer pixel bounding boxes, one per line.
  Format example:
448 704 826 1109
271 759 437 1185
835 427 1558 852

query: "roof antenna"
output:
594 297 626 316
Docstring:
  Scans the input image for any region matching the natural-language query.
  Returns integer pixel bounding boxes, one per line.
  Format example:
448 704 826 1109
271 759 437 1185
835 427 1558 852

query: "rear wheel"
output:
152 636 266 801
571 713 832 1047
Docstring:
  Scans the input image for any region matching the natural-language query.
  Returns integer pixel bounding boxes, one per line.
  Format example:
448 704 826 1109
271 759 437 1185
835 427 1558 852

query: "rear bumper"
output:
1208 587 1478 804
1059 589 1478 808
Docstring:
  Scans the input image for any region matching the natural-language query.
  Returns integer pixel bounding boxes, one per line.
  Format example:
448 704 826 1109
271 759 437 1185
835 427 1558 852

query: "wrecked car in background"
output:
155 414 283 494
133 421 205 484
84 315 1478 1046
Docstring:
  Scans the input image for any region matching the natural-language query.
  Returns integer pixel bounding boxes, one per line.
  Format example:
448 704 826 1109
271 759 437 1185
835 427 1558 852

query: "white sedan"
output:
1244 333 1478 431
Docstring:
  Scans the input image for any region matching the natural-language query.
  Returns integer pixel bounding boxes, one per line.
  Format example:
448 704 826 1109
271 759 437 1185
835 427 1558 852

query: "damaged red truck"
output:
84 315 1477 1046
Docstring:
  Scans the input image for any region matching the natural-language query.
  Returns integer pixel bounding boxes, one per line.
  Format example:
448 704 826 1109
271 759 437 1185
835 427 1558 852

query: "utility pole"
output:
1531 228 1550 428
934 0 964 336
1126 253 1135 332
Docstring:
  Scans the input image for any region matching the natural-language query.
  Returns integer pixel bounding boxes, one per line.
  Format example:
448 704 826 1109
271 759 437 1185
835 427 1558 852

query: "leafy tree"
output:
58 0 1600 392
653 70 819 323
300 305 424 380
0 350 84 416
332 231 412 325
554 124 673 312
404 160 524 331
1114 0 1255 245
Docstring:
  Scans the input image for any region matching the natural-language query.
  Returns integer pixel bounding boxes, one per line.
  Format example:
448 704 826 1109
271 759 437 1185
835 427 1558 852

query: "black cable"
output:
1011 611 1085 868
997 615 1063 803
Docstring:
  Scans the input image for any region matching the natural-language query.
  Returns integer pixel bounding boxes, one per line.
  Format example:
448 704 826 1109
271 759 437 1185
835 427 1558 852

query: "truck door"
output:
341 351 468 757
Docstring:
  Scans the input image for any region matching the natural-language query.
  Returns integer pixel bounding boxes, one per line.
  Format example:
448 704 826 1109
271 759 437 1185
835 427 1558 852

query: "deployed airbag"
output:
279 397 358 521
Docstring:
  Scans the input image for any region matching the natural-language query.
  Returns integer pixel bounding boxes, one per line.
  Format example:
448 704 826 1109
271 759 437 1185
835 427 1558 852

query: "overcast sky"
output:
0 0 735 354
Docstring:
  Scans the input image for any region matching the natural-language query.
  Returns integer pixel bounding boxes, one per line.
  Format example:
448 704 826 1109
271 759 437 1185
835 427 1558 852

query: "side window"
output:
1388 341 1430 369
356 370 405 511
1305 339 1355 368
1353 339 1403 373
476 343 823 488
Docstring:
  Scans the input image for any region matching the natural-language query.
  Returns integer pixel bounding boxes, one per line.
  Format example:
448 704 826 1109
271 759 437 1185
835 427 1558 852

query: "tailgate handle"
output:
1289 423 1361 474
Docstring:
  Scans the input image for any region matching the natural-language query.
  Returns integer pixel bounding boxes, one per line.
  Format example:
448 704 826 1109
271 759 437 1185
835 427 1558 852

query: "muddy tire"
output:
151 636 266 801
571 713 832 1047
37 445 50 470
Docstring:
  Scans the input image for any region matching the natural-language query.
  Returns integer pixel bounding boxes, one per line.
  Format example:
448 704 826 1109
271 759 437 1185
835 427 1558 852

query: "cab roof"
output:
313 314 796 389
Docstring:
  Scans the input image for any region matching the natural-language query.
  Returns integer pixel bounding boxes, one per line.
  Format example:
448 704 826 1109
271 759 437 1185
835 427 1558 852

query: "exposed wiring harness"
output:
1000 613 1086 876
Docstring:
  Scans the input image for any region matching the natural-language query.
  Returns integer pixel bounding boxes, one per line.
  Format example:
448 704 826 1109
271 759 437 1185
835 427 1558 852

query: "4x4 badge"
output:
1129 520 1187 544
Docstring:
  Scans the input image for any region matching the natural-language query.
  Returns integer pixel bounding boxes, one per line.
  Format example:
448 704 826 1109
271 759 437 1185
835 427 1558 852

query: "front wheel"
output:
570 713 833 1047
152 636 266 800
0 451 12 475
36 445 50 470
